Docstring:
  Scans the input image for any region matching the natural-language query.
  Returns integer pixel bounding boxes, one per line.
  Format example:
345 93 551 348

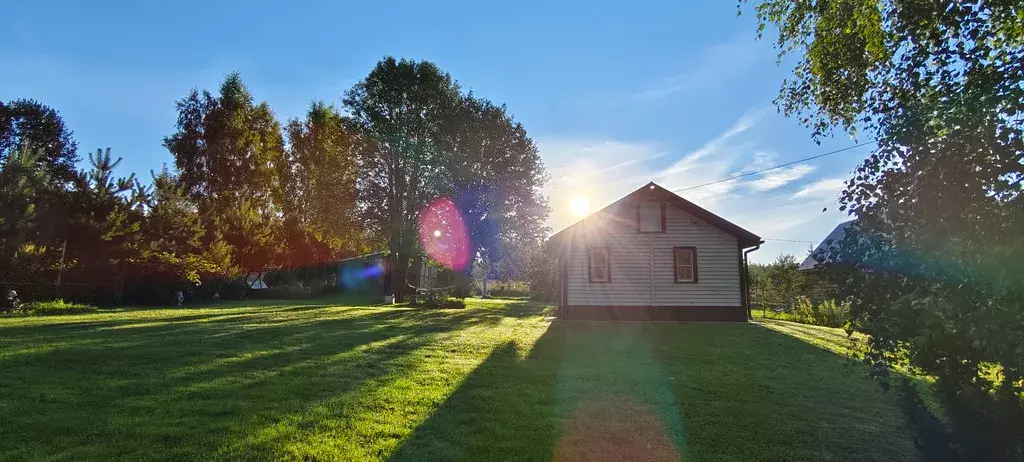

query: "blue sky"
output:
1 0 869 263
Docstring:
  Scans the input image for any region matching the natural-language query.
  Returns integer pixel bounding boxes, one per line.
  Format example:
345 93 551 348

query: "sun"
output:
569 196 590 217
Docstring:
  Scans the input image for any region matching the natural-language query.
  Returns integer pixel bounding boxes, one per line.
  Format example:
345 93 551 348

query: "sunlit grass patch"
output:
1 298 917 460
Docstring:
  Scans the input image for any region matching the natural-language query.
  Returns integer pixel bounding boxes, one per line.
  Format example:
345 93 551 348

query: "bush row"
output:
761 297 851 328
4 299 100 316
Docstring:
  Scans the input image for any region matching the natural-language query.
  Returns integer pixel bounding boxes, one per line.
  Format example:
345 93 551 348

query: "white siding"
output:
566 203 741 307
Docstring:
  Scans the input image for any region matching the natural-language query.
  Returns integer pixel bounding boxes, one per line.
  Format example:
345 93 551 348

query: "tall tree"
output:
445 96 549 283
143 168 204 257
344 57 548 300
164 73 288 272
63 149 146 301
748 1 1024 458
282 101 362 261
0 99 79 182
343 57 463 299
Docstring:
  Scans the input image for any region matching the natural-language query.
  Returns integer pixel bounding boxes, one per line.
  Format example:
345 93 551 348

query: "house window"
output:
638 201 664 232
588 246 610 283
673 247 697 283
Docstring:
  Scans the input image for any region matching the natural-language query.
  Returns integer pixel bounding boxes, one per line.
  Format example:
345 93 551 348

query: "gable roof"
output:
549 182 762 247
798 220 855 271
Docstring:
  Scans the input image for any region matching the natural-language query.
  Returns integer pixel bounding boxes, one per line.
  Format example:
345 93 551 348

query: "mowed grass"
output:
0 298 917 461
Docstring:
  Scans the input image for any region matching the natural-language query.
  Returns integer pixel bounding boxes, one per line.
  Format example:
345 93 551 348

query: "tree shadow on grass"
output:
644 323 917 461
392 321 918 462
390 333 563 461
391 322 689 461
0 300 545 460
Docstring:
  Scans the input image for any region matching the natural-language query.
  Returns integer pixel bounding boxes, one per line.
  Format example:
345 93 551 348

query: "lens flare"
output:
339 259 384 291
419 197 470 270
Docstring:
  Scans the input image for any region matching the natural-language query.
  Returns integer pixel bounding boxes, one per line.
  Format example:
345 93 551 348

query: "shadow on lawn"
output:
392 321 916 462
0 299 542 460
1 304 916 461
391 322 689 461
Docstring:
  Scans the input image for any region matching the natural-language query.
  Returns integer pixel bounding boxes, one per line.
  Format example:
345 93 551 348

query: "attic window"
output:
637 201 665 233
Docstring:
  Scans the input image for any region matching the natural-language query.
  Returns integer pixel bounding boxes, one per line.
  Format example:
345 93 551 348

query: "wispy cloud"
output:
747 165 816 191
660 109 767 177
627 35 762 103
537 108 847 238
792 177 847 199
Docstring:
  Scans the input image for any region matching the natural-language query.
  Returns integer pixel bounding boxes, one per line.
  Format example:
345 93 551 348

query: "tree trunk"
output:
390 253 410 302
453 271 472 298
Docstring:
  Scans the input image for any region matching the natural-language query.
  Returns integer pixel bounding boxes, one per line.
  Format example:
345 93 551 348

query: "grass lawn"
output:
0 298 917 461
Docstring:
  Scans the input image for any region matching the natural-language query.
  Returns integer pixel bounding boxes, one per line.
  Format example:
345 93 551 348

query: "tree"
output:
748 1 1024 458
343 57 465 300
63 149 146 302
445 96 549 286
0 144 49 280
748 254 804 315
344 57 548 300
0 99 79 182
164 73 289 273
525 241 558 303
282 102 362 262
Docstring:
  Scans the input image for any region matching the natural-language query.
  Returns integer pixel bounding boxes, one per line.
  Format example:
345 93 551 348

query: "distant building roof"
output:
337 251 387 263
798 220 856 271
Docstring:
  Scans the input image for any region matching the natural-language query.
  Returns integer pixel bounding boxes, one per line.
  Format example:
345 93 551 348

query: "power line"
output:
672 141 876 193
763 238 817 245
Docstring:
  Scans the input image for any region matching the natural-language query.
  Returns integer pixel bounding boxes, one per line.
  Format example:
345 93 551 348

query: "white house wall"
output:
566 203 741 307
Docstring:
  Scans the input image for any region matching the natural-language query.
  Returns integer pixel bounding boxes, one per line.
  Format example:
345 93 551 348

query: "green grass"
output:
0 297 917 460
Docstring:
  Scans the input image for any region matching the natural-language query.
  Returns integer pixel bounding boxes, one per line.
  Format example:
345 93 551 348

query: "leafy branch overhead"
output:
747 0 1024 458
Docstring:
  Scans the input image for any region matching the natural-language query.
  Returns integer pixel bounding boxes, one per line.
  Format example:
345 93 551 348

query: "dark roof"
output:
337 251 386 263
549 182 762 247
798 220 855 271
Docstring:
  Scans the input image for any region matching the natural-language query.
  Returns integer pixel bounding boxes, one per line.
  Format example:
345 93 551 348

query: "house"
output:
798 219 855 271
549 182 762 321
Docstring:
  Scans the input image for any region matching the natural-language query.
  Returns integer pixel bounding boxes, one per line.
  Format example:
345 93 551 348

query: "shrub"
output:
438 298 466 309
487 280 530 298
415 288 466 309
787 297 850 328
25 299 98 315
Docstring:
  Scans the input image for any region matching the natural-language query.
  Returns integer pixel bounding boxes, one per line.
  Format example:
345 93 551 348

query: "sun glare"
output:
569 196 590 217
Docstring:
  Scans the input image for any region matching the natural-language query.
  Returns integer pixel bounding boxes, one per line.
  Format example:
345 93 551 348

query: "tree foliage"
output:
282 102 362 261
2 60 546 307
0 99 79 182
748 0 1024 458
344 57 548 300
0 144 49 280
164 73 289 272
748 254 804 311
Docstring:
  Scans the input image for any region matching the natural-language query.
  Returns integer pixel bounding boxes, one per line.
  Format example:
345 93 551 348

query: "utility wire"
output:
671 141 876 193
762 238 818 245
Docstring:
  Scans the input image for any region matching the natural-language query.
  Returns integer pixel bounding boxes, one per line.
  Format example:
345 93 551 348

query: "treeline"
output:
0 57 548 305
